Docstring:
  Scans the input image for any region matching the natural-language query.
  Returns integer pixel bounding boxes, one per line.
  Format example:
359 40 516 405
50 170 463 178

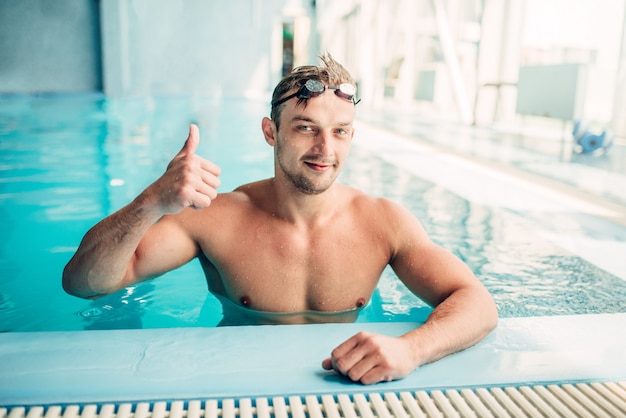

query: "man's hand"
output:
321 332 418 385
145 124 221 214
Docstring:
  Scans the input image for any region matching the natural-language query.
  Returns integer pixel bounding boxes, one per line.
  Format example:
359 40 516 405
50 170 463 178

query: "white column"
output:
396 0 417 107
432 0 473 124
473 0 525 125
612 5 626 137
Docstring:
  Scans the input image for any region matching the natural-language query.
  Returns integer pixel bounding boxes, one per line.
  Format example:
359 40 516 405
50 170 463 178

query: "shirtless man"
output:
63 54 497 385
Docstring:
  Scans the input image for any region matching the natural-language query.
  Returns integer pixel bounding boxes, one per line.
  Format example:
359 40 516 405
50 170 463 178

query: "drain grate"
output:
2 381 625 417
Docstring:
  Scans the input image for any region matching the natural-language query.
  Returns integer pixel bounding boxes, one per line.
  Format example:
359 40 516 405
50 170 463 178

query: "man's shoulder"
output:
230 179 273 195
345 187 415 227
345 186 401 211
210 179 272 212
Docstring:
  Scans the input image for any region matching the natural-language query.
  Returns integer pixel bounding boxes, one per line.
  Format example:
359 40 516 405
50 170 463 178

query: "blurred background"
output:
1 0 624 134
1 0 625 210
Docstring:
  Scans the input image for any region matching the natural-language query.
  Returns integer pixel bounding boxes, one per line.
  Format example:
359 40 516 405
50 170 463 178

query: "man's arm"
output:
322 201 498 384
62 125 221 299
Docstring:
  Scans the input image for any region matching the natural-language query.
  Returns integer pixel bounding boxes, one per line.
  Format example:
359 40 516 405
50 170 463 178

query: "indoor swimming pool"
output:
1 94 626 332
1 94 626 412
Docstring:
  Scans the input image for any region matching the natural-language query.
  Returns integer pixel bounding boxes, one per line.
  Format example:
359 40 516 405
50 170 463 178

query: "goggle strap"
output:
271 92 299 107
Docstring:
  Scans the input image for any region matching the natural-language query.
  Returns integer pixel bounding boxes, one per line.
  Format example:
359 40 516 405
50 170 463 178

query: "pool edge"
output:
1 313 625 406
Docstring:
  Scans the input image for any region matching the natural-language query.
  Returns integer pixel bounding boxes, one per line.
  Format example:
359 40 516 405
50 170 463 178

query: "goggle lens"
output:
272 79 359 107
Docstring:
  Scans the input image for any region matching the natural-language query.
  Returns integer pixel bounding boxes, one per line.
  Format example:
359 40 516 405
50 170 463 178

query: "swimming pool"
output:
1 94 625 333
2 94 626 411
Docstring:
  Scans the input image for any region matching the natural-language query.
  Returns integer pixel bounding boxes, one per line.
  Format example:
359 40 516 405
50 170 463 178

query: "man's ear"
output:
262 117 277 146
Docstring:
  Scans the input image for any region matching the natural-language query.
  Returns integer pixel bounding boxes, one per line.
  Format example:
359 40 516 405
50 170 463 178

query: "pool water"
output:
1 94 625 332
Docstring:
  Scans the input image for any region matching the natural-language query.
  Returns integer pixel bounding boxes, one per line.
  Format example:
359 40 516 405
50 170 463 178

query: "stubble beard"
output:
276 138 338 195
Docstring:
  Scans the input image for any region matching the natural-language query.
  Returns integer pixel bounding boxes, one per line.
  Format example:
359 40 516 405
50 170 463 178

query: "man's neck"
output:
268 177 341 227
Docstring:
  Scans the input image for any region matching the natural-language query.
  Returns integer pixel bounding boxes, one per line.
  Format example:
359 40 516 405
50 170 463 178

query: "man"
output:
63 54 497 384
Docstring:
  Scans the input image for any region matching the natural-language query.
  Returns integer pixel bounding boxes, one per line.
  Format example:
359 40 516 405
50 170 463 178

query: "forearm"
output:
402 286 498 368
63 124 220 299
62 194 161 298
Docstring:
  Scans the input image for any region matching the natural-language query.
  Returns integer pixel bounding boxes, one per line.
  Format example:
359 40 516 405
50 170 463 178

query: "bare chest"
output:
202 222 390 312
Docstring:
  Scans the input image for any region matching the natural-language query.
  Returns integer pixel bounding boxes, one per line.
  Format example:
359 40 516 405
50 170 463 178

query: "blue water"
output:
1 94 625 332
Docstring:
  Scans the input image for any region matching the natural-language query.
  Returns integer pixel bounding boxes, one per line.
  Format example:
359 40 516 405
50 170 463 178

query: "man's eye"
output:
297 125 313 132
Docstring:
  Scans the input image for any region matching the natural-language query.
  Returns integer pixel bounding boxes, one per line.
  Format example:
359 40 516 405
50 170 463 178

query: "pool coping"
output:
1 313 625 406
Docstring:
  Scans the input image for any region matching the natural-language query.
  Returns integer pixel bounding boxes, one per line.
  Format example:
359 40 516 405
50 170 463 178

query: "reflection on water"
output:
344 145 626 318
78 284 153 330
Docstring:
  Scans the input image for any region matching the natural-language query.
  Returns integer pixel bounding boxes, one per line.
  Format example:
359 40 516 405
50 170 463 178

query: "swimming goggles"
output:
271 79 360 107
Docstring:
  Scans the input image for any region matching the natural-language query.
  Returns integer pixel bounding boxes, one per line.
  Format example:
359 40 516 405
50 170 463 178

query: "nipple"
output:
239 295 252 308
356 297 366 308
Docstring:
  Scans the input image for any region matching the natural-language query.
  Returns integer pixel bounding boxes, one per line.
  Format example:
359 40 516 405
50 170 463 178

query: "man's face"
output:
273 90 356 195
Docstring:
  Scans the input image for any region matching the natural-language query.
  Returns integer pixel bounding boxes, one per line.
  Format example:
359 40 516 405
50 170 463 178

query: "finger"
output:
194 180 219 201
330 333 362 360
194 159 221 189
199 157 222 177
331 337 366 380
178 124 200 156
187 191 213 210
321 358 333 370
360 366 394 385
344 352 386 383
200 170 221 190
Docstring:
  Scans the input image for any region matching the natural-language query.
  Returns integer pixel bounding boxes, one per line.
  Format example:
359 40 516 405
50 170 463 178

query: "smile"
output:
304 161 332 171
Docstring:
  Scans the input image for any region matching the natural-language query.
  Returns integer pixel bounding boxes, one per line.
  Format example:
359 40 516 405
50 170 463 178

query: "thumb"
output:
179 124 199 156
321 357 334 370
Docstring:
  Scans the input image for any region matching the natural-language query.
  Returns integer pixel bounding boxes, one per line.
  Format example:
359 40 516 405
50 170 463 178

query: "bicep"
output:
388 206 477 307
125 214 199 285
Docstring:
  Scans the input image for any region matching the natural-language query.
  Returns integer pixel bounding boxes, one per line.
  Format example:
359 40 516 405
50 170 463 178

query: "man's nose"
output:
313 130 332 154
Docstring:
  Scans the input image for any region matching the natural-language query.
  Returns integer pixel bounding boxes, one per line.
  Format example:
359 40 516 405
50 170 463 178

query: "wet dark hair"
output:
270 53 356 129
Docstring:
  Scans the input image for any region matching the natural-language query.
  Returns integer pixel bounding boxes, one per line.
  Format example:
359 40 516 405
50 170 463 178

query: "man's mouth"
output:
304 161 332 171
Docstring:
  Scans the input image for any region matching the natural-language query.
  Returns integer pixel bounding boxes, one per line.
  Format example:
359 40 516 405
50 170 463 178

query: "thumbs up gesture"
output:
144 124 221 215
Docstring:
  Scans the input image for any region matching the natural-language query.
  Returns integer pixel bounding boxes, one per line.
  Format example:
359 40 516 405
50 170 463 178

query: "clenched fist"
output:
144 124 222 215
